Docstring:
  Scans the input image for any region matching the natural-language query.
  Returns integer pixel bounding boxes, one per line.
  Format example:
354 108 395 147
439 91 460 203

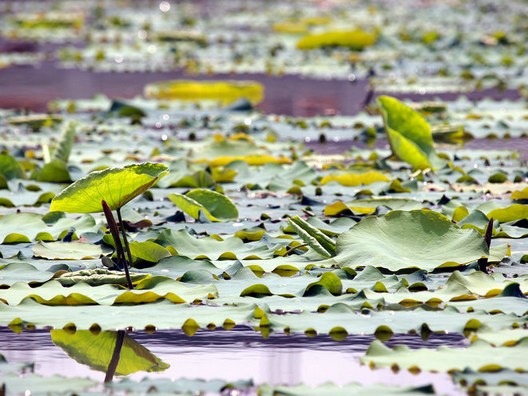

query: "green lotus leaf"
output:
324 198 422 216
470 329 528 346
49 162 169 213
240 284 273 298
377 96 440 170
0 373 96 394
0 154 24 187
304 272 342 296
32 159 72 183
33 241 112 260
51 121 76 163
168 188 238 222
0 299 254 330
296 29 377 51
0 263 56 287
1 278 217 306
334 210 489 271
320 171 389 186
487 204 528 223
261 305 520 336
170 170 216 188
362 338 528 372
512 187 528 201
453 369 528 387
109 378 254 394
259 383 435 396
0 213 48 243
129 241 171 264
51 330 169 375
154 229 273 260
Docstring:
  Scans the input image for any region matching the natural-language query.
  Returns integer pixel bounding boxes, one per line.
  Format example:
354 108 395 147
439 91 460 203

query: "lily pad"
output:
334 210 489 271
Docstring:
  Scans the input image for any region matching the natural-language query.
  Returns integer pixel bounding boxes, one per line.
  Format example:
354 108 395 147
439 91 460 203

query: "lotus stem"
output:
102 200 133 290
117 208 135 274
104 330 126 383
478 217 494 272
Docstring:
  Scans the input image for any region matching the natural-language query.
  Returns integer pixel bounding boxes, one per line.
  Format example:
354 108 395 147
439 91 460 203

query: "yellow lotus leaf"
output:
321 171 389 186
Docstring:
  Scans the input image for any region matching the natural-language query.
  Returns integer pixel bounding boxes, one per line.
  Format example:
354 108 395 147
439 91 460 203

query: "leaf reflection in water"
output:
50 329 169 382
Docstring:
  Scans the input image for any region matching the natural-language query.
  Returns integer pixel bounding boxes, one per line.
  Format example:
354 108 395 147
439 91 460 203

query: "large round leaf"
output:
51 330 169 375
50 163 168 213
168 188 238 222
334 210 489 272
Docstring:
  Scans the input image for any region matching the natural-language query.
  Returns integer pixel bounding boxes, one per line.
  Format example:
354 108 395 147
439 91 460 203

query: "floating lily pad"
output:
334 210 489 271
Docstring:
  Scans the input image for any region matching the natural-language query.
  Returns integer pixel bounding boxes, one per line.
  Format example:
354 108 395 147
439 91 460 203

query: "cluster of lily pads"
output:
2 0 528 94
0 89 526 394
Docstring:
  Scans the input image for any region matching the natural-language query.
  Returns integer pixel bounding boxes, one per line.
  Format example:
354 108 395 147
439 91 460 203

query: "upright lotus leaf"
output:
50 163 169 213
168 189 238 222
51 330 169 375
288 215 336 258
32 159 72 183
51 121 76 163
0 154 24 188
377 96 440 170
334 210 489 271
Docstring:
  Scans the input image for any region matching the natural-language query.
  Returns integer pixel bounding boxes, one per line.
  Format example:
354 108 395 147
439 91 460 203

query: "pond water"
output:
0 327 466 394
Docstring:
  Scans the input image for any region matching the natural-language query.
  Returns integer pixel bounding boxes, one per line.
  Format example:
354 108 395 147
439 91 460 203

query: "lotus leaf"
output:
362 338 528 372
154 229 272 260
259 383 435 396
168 188 238 222
50 162 169 213
487 204 528 223
377 96 439 170
333 210 489 271
110 377 254 394
0 154 24 188
33 241 112 260
0 299 255 330
320 171 389 186
144 80 264 105
0 373 96 394
296 30 377 50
